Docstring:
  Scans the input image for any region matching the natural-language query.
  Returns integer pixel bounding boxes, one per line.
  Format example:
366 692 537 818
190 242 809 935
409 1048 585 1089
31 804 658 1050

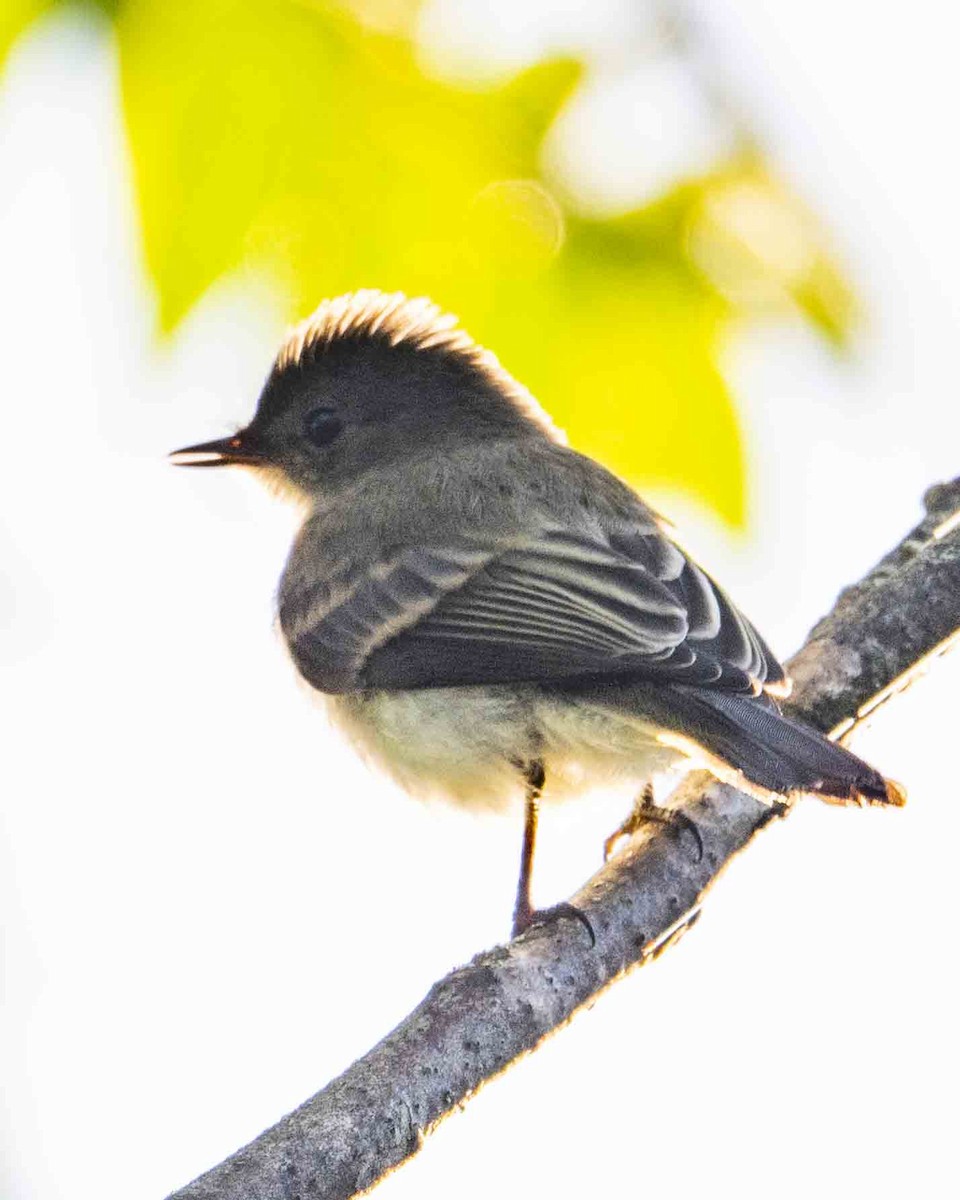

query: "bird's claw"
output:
512 900 596 948
604 786 704 863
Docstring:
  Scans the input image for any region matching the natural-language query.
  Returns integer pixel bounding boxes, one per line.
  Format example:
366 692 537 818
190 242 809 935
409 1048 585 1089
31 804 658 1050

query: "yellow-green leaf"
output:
0 0 56 67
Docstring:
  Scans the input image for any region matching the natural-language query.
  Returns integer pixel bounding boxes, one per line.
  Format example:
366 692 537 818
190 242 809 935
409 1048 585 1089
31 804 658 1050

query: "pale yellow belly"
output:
326 684 687 811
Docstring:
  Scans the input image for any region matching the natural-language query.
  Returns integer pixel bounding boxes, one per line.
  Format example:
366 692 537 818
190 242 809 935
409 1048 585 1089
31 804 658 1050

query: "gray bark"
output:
168 477 960 1200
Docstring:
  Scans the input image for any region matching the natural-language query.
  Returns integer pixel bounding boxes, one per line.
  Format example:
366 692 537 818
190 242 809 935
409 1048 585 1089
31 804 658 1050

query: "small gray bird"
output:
172 289 897 939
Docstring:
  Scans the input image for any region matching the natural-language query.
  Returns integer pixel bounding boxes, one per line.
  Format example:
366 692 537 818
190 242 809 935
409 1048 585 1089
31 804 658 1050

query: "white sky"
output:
1 4 958 1199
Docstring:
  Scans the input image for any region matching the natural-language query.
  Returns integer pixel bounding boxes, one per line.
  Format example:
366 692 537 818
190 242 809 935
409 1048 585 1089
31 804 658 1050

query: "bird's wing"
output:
280 517 788 696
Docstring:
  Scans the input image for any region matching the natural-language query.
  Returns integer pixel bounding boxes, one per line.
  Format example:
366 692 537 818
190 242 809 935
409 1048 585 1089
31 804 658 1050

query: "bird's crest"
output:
274 289 565 442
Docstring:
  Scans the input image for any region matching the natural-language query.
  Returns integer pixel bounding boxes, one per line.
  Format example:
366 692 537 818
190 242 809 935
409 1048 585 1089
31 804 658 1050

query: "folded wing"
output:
280 517 788 697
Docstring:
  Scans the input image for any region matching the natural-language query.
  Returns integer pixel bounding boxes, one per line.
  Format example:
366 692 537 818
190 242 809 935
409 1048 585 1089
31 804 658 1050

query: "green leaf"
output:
1 0 122 68
117 1 580 324
684 162 857 349
0 0 56 68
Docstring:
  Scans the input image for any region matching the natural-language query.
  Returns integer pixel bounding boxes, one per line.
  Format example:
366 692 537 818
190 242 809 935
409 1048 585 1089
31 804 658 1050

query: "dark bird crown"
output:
269 290 565 442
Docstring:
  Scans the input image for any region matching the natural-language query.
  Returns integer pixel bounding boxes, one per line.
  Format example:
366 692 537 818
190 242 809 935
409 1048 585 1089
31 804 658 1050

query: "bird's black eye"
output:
304 406 343 448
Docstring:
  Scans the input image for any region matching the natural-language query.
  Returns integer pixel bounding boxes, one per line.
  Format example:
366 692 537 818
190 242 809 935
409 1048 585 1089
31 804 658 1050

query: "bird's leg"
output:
511 760 595 946
604 781 704 863
511 761 545 937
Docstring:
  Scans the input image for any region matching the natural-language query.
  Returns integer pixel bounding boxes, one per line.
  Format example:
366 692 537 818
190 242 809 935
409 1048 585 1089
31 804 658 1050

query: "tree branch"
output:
168 478 960 1200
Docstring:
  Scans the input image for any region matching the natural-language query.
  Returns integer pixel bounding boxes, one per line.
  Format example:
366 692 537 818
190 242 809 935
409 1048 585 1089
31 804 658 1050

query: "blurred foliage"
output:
0 0 857 525
1 0 52 56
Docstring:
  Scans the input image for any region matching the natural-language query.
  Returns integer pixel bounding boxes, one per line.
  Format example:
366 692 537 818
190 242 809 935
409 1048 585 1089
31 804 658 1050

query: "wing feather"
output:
280 518 786 695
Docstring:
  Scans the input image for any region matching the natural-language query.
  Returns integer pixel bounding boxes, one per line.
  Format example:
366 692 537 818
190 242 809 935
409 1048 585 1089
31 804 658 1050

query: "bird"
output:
171 289 899 940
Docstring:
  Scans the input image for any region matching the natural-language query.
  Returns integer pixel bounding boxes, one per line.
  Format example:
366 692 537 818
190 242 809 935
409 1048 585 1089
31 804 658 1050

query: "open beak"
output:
169 434 265 468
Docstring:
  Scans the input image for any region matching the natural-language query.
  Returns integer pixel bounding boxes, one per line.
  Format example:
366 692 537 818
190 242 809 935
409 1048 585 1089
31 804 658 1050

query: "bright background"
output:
1 3 958 1198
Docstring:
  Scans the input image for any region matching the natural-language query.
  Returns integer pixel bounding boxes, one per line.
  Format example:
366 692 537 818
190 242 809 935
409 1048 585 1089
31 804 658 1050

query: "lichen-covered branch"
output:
168 478 960 1200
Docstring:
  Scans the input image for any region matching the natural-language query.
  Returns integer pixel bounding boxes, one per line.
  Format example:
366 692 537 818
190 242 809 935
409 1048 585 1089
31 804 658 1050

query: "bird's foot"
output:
511 900 596 947
604 783 704 863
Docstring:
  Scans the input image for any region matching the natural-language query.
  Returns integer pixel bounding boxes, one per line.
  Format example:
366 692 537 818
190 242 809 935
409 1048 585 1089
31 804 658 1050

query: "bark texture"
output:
168 477 960 1200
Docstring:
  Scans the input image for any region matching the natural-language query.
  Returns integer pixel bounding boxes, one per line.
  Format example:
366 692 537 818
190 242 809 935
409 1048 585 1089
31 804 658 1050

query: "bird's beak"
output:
169 434 265 468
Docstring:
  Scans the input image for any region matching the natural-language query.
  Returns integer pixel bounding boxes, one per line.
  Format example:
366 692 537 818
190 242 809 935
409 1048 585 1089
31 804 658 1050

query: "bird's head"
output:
170 290 563 499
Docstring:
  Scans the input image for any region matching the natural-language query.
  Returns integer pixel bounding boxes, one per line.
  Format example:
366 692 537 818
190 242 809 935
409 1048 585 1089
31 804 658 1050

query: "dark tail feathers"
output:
664 686 901 805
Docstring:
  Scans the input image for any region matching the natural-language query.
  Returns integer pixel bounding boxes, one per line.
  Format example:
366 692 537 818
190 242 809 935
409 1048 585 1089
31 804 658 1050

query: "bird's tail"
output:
644 685 904 807
669 687 904 805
